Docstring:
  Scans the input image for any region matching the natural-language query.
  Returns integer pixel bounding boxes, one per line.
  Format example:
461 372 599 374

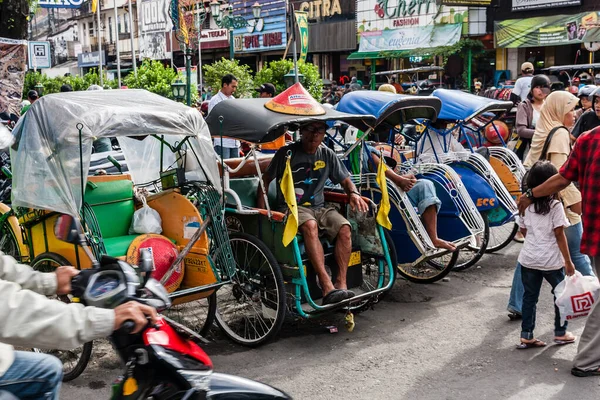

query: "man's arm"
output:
515 102 535 139
518 173 572 215
0 254 58 296
340 177 369 213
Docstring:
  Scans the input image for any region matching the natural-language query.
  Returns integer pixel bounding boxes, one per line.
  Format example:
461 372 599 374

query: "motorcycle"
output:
53 214 290 400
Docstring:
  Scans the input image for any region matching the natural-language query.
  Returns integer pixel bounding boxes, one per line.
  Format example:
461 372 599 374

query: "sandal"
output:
571 367 600 377
508 312 522 321
516 339 547 349
554 333 576 345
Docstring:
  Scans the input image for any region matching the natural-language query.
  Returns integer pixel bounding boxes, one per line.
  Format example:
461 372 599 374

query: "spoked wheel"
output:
400 248 458 284
450 213 490 272
163 292 216 337
349 230 397 311
485 222 518 253
215 232 286 347
30 252 93 382
0 218 20 261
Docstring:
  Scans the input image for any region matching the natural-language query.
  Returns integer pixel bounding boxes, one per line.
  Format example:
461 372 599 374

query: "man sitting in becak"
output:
363 144 456 251
257 121 369 305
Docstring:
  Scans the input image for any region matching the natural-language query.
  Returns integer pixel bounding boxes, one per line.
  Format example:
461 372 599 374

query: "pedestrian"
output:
519 123 600 375
515 160 576 349
572 86 600 139
378 84 396 94
391 77 404 94
573 85 596 122
507 90 593 320
60 84 73 92
349 77 361 91
514 74 551 161
512 62 535 102
208 74 239 159
255 83 276 98
20 90 38 114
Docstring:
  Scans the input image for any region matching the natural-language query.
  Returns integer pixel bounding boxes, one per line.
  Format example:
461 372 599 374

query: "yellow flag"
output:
376 158 392 230
91 0 97 13
281 157 298 246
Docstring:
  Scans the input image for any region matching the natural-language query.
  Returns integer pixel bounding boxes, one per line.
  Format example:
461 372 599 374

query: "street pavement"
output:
61 242 600 399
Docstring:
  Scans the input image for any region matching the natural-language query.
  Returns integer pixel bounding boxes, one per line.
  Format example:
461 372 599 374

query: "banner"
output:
441 0 490 5
39 0 83 8
138 0 172 60
512 0 581 11
0 38 27 117
495 12 600 48
358 23 462 53
295 11 309 62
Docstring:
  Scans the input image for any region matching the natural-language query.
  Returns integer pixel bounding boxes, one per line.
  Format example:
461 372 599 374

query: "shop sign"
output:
495 12 600 48
297 0 342 19
39 0 83 8
28 41 51 69
138 0 172 60
200 29 229 43
231 0 287 53
77 51 105 68
511 0 581 12
441 0 490 5
356 0 468 32
358 23 462 52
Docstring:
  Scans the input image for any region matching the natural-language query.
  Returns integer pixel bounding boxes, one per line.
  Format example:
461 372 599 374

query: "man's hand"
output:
518 195 533 216
349 193 369 213
565 260 576 277
399 174 417 192
55 266 79 295
114 302 158 334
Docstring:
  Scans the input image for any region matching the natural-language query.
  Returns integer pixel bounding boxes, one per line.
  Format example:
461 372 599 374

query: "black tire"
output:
349 230 397 311
0 217 20 261
485 222 519 253
30 252 93 382
164 291 216 338
452 213 490 272
401 247 458 284
215 232 286 347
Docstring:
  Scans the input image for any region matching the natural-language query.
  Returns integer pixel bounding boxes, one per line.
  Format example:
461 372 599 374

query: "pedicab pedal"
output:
345 312 355 332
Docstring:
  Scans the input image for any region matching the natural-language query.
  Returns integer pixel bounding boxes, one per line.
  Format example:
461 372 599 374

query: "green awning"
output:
347 50 411 60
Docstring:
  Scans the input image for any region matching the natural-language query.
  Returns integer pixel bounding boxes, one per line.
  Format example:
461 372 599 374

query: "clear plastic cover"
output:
11 89 220 216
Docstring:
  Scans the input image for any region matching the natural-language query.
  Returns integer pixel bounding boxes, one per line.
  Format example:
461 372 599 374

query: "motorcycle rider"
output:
0 254 157 399
572 86 600 139
574 85 597 121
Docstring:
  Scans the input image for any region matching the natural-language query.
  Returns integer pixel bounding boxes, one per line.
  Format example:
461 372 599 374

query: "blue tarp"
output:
336 91 441 128
432 89 513 122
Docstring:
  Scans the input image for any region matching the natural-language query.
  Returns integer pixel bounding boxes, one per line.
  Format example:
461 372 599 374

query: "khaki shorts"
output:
297 206 350 241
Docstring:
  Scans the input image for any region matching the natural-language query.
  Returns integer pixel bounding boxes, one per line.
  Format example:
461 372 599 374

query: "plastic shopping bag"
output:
555 271 600 325
129 197 162 234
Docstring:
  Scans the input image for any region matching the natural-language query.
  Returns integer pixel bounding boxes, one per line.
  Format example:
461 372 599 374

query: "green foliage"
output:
254 59 323 100
23 69 117 97
202 58 254 98
123 60 178 99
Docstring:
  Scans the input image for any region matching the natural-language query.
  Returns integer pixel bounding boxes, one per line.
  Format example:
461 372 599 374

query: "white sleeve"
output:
551 202 570 229
513 80 523 97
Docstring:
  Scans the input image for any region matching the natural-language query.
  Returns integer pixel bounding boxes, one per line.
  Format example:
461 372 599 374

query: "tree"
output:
254 59 323 100
0 0 30 39
122 60 178 99
203 58 254 99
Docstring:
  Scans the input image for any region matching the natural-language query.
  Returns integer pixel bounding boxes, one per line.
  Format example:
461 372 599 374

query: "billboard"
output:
511 0 581 12
39 0 83 8
0 38 27 117
138 0 172 60
231 0 287 54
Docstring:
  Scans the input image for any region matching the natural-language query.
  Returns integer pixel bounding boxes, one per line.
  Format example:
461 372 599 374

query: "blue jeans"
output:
407 179 441 215
520 264 567 340
0 351 62 400
214 145 239 159
507 221 594 314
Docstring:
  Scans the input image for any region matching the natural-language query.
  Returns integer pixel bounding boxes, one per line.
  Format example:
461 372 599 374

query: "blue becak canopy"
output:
336 91 441 128
432 89 513 122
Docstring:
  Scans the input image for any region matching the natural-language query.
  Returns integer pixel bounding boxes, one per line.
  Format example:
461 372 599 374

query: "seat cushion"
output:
85 179 135 238
104 235 140 257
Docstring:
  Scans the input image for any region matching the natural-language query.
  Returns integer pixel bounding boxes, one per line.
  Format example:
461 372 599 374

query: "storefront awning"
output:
347 50 410 60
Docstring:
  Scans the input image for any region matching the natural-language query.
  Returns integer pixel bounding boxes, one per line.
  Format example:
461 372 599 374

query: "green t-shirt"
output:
20 104 31 114
267 141 350 210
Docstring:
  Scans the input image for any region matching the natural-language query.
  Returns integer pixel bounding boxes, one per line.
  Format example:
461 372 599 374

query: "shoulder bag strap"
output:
539 126 567 161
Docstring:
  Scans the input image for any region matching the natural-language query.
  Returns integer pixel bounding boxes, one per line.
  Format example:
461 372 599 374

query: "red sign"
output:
263 32 283 47
244 35 260 49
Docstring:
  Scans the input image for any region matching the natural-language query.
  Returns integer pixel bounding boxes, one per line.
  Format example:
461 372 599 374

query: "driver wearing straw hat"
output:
257 121 369 305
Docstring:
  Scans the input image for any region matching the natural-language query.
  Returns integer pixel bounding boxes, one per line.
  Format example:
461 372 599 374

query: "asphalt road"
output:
61 242 600 399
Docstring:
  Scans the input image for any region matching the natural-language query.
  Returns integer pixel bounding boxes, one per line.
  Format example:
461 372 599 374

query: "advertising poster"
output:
511 0 581 12
138 0 172 60
295 11 309 62
358 24 462 52
0 38 27 117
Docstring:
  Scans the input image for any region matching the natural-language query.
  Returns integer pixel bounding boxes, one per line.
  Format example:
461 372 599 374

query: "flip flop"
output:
571 367 600 377
322 289 346 305
344 290 356 299
516 339 547 349
554 335 576 345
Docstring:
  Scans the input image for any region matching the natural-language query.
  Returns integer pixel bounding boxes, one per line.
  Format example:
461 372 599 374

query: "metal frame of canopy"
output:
542 63 600 87
373 66 445 92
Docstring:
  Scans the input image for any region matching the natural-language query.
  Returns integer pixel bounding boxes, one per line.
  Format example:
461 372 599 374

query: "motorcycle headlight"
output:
177 369 212 392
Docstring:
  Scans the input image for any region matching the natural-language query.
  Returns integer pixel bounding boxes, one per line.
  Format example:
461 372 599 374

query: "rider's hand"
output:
518 195 532 216
349 193 369 213
55 266 79 295
565 260 576 277
114 302 158 334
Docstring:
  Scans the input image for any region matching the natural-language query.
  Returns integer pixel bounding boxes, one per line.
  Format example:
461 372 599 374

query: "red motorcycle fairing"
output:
143 317 213 369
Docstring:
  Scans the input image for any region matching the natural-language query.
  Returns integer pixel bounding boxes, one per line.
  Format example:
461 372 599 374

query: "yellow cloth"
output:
376 157 392 230
92 0 97 12
281 157 298 246
524 90 578 168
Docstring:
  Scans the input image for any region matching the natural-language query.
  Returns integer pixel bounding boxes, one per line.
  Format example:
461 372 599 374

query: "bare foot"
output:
432 238 456 251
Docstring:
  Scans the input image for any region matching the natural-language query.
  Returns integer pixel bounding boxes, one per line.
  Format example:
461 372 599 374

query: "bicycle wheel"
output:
30 252 93 382
164 291 216 338
215 232 286 347
485 222 518 253
451 213 490 272
0 217 20 261
401 247 458 284
350 230 397 311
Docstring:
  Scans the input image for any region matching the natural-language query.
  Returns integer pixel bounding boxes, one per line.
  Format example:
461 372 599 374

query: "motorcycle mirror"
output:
54 214 84 245
138 248 154 286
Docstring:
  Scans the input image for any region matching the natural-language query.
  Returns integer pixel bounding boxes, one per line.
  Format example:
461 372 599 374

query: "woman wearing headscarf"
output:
514 75 551 161
507 90 593 321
